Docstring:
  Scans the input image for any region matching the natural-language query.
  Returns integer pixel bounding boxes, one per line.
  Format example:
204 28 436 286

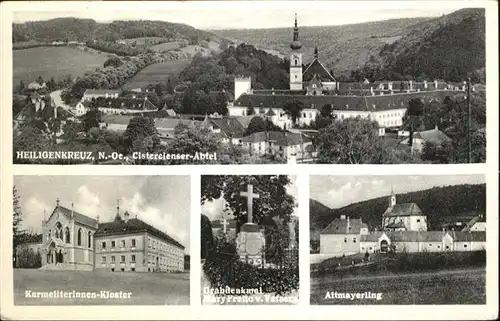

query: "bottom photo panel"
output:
310 174 486 305
201 175 299 305
13 175 190 305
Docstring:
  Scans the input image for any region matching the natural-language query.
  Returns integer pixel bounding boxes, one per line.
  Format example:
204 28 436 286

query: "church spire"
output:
290 13 302 50
115 199 122 221
389 187 397 207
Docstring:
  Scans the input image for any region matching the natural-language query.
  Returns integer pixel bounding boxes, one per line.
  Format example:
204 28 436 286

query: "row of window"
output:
148 237 182 256
102 255 136 264
102 239 136 249
48 223 91 248
344 237 357 243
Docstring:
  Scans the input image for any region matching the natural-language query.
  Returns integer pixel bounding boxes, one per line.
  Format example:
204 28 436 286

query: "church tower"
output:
389 187 397 207
289 14 303 91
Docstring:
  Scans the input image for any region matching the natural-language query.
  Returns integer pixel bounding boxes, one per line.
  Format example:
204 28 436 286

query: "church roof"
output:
383 203 423 217
303 58 336 82
385 221 406 229
321 217 364 235
51 205 98 228
95 216 184 249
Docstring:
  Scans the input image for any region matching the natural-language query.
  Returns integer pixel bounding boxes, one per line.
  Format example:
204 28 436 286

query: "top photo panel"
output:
11 2 487 165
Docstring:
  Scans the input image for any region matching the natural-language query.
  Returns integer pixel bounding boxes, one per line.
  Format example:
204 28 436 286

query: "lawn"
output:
120 58 192 90
310 267 485 305
13 47 109 88
14 269 190 305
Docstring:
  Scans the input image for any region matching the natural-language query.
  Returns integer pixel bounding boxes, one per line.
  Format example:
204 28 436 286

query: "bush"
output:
16 247 42 268
203 255 299 295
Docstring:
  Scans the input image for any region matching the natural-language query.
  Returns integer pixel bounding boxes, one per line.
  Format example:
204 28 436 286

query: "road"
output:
50 89 71 110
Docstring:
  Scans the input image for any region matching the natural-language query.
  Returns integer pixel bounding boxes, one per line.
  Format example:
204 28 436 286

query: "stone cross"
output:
240 184 260 223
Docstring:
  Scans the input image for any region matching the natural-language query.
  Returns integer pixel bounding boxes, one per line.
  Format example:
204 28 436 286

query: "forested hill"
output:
365 8 485 82
310 183 486 237
12 18 218 43
214 17 433 78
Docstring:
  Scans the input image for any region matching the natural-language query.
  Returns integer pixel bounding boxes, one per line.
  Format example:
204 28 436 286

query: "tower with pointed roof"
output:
289 14 303 91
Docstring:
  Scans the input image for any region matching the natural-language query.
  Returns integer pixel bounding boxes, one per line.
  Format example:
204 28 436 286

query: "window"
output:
148 238 151 248
121 268 125 272
446 246 450 250
417 219 421 223
65 227 71 243
111 256 115 263
344 237 347 243
353 237 357 243
429 244 432 247
294 59 298 66
121 256 125 263
111 241 116 248
102 241 106 249
120 240 125 248
464 244 467 248
131 268 135 272
131 255 136 262
101 256 106 263
131 239 136 247
77 229 82 246
111 268 115 272
88 232 92 248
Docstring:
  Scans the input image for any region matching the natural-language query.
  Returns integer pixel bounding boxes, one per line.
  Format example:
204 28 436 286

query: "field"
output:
310 267 485 305
13 47 110 88
14 269 190 305
150 41 182 52
120 58 192 90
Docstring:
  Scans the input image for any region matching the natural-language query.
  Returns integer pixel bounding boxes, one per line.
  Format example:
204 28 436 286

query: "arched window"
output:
88 232 92 249
294 59 298 66
65 227 70 243
77 228 82 246
55 222 63 240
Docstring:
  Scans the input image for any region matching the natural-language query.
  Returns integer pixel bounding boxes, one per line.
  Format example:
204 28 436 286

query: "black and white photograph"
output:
201 175 299 305
12 175 190 305
10 2 486 165
309 175 486 305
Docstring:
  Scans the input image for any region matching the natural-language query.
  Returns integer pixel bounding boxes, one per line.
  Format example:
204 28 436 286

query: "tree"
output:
82 107 101 132
283 100 304 125
123 116 159 152
315 118 386 164
104 57 123 68
200 175 296 234
244 116 268 136
320 104 333 118
246 105 255 116
201 214 215 260
13 186 24 267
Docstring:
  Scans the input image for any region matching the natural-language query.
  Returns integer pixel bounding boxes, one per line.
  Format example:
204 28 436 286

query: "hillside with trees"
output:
363 8 485 82
214 17 432 79
13 18 218 44
310 183 486 238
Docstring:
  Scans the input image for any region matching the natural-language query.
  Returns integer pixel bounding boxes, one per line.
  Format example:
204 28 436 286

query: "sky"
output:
202 175 298 221
14 176 191 253
10 1 466 30
310 175 486 209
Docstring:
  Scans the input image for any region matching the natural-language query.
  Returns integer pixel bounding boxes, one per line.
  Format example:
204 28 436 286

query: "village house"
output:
399 126 452 153
240 131 314 162
82 89 121 101
319 191 486 256
76 96 158 115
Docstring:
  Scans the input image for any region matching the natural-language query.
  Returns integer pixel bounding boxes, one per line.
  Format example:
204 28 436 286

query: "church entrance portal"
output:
380 240 389 253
